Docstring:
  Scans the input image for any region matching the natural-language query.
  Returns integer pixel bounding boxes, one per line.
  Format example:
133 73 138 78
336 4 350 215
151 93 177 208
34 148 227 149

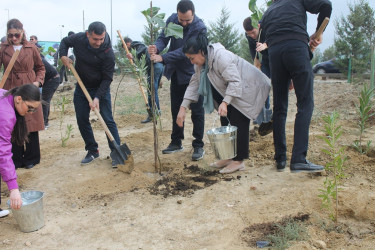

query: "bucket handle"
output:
212 115 231 129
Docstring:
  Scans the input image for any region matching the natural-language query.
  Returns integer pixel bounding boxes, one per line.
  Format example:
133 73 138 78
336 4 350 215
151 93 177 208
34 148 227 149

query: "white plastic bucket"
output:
7 190 45 233
207 125 237 160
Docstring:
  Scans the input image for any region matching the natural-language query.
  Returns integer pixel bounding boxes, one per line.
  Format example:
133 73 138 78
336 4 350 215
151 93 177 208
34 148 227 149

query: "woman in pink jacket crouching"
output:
0 84 41 217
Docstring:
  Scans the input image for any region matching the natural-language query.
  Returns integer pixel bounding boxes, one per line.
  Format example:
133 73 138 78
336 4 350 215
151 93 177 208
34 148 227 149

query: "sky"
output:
0 0 372 52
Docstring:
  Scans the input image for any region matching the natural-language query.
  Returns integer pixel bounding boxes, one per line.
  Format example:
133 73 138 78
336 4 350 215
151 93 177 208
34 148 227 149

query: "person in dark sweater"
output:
59 31 75 84
41 58 60 128
261 0 332 173
124 37 164 123
148 0 206 161
243 17 272 136
59 21 122 167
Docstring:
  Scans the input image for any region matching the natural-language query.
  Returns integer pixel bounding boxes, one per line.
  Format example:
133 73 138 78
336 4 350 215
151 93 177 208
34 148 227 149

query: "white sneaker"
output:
0 208 10 218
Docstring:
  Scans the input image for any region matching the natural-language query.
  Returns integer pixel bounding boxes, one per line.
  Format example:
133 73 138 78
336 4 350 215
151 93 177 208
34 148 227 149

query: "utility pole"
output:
110 0 113 42
83 10 85 31
59 25 64 40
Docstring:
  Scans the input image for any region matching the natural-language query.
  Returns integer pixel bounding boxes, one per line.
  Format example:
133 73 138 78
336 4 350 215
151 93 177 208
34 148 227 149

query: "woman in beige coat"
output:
177 33 271 174
0 18 45 169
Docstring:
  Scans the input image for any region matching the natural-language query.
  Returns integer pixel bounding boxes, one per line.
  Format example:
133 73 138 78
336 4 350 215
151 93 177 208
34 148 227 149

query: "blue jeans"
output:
269 40 314 164
261 62 271 109
73 85 121 152
147 62 163 111
254 61 272 124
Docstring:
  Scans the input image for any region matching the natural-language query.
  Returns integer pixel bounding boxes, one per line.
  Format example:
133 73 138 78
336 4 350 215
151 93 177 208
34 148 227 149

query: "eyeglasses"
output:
7 33 21 39
23 100 37 113
30 38 35 41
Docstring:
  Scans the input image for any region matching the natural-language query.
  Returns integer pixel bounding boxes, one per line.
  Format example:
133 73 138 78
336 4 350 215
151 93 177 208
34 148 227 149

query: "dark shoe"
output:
81 150 99 165
290 160 325 173
141 115 152 124
192 147 205 161
111 160 117 169
25 164 35 169
276 161 286 172
162 143 183 154
258 120 273 136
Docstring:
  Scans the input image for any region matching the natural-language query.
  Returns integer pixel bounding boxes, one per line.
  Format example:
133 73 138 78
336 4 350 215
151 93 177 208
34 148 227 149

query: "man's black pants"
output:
268 40 314 164
170 73 204 148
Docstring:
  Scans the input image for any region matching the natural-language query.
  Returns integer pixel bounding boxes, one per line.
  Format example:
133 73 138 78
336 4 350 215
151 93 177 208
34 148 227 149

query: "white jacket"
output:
181 43 271 120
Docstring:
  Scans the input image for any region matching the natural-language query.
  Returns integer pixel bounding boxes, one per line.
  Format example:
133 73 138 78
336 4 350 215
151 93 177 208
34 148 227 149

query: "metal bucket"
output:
207 125 237 160
7 190 45 233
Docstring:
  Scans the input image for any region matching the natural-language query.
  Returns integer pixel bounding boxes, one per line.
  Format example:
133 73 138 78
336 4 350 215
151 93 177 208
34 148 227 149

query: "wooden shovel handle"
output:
117 31 134 65
116 30 150 106
311 17 330 52
0 49 20 89
68 63 115 142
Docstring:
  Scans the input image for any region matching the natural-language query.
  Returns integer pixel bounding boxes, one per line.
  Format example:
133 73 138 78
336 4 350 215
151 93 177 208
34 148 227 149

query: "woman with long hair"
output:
0 18 45 169
176 33 271 174
0 84 42 217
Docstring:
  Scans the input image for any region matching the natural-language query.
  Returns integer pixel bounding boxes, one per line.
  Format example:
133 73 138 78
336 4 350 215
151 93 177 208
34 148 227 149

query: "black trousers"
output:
170 73 204 148
42 76 60 126
59 66 68 83
211 85 250 161
12 131 41 168
268 40 314 164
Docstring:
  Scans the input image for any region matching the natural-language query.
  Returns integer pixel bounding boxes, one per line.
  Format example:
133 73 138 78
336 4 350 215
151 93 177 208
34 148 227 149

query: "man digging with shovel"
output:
59 21 132 170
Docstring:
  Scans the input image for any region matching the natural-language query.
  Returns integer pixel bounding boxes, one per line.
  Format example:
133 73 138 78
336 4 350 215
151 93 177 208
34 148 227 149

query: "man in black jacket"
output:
261 0 332 173
59 21 121 167
124 37 164 124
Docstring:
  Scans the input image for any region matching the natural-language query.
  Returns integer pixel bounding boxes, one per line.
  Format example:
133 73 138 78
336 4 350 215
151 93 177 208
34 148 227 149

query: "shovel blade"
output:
110 142 134 173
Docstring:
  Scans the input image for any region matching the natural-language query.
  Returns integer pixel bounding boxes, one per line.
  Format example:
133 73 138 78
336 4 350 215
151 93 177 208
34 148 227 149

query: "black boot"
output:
141 115 152 124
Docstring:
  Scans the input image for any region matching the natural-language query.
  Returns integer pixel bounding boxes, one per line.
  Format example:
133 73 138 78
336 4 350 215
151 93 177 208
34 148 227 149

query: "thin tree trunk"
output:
149 1 160 174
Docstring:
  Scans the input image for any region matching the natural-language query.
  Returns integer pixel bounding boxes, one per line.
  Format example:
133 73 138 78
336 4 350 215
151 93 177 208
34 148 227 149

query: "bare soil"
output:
1 75 375 249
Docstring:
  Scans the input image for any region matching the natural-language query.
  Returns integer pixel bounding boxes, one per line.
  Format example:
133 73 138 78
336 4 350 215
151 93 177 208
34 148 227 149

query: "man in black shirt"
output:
59 21 122 167
261 0 332 173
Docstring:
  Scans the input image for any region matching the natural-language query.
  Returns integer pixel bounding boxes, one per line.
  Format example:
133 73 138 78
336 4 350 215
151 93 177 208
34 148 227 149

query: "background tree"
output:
208 6 241 54
141 24 162 46
322 45 337 61
113 35 132 74
311 48 323 66
334 0 375 75
238 34 253 63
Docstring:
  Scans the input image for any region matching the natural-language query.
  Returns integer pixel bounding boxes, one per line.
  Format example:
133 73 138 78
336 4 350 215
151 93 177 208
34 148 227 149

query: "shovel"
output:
0 49 20 89
117 30 153 118
310 17 330 52
253 29 262 70
68 63 134 173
